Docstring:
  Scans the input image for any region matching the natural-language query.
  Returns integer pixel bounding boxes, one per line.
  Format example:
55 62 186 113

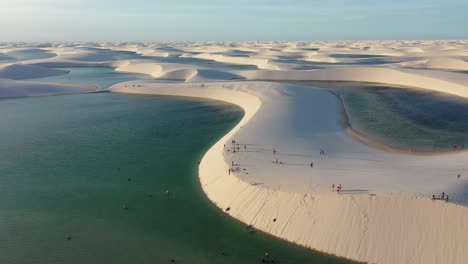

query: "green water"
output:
291 81 468 151
0 93 352 264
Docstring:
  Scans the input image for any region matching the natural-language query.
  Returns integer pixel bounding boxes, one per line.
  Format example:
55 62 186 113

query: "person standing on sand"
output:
458 174 461 180
332 184 335 191
273 148 276 155
310 161 314 168
244 144 247 150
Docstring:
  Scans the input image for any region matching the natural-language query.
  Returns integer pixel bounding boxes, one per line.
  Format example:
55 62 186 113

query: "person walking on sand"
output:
310 161 314 168
332 184 335 191
273 148 276 155
244 144 247 150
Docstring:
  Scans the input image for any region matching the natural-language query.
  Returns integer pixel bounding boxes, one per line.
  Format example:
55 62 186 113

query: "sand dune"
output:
0 78 96 97
423 58 468 71
3 40 468 262
192 53 280 70
0 64 69 80
111 80 468 264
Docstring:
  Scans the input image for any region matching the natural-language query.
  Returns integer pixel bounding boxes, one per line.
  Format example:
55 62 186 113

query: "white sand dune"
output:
239 67 468 98
115 61 245 82
110 79 468 264
422 58 468 71
3 40 468 263
192 53 279 70
0 78 96 98
0 64 69 80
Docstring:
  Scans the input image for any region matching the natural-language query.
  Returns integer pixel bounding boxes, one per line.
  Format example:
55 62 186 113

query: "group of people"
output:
224 140 248 153
332 184 343 192
432 192 449 202
451 143 465 150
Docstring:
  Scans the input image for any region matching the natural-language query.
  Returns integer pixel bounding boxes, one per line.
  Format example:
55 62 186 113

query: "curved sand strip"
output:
240 67 468 98
111 80 468 264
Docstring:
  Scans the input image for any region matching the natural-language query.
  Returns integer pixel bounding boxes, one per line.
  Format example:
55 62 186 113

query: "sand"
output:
111 79 468 264
3 40 468 263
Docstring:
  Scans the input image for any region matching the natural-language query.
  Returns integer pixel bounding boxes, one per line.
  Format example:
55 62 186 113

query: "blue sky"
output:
1 0 467 41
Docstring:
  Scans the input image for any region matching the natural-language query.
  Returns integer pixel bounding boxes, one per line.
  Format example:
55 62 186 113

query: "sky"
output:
0 0 467 42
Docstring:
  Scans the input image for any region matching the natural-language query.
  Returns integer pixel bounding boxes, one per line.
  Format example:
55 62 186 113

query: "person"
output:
232 161 235 167
332 184 335 191
432 194 436 200
458 174 461 180
462 144 465 150
228 169 231 175
441 192 445 199
275 158 278 164
244 144 247 150
445 195 449 202
123 202 128 210
273 148 276 155
310 161 314 168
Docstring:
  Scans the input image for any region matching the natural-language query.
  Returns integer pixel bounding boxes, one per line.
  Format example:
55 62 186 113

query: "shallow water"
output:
290 82 468 151
0 93 352 264
27 67 151 90
1 50 56 62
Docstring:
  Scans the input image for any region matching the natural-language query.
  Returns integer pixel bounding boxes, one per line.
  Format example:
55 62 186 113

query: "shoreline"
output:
329 89 468 156
110 80 468 264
